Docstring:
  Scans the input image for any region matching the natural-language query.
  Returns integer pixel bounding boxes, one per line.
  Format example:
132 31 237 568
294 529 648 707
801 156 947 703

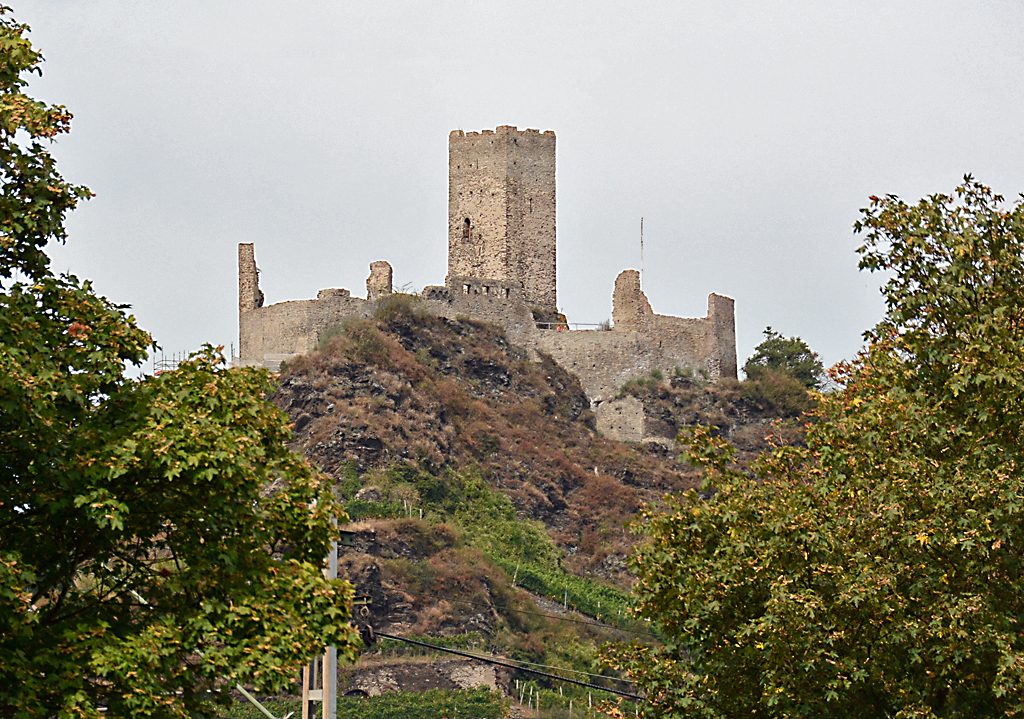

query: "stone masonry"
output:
612 270 653 333
238 243 264 315
537 276 736 400
367 261 393 300
448 126 557 309
235 127 737 440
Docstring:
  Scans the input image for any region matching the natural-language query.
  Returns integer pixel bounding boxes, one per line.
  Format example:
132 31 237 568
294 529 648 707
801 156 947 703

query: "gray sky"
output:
20 0 1024 372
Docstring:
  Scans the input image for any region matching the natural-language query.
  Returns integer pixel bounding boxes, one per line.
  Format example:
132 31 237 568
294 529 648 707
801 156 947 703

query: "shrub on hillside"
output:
375 292 425 323
741 366 815 417
222 688 507 719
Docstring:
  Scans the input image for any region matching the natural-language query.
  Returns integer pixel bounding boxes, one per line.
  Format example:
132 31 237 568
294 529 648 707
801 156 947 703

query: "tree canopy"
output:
0 8 360 717
742 327 824 390
610 178 1024 718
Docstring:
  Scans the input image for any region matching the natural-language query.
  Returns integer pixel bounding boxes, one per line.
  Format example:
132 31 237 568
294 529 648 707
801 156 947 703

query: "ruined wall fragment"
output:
367 261 393 300
238 243 264 360
611 269 653 332
708 293 737 379
238 243 263 314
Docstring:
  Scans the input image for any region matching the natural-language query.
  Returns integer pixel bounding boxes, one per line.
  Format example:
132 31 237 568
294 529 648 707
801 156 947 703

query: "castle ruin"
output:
448 127 556 308
236 126 737 441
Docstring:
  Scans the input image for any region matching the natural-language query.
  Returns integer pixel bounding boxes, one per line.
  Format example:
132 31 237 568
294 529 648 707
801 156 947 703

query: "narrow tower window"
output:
463 217 471 241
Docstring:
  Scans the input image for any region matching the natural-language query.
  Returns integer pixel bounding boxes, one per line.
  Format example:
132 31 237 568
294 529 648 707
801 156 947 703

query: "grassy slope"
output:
274 296 699 582
264 295 805 707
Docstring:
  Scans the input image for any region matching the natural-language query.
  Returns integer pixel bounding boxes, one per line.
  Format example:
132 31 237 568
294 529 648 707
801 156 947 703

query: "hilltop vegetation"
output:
261 294 811 711
276 296 691 583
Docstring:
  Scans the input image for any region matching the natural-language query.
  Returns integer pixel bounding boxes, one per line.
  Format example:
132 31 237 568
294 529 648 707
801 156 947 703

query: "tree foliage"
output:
742 327 824 390
609 178 1024 718
224 687 508 719
0 9 360 717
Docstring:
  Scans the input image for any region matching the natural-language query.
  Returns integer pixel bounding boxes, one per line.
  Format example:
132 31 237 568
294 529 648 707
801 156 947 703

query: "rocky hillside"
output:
267 294 806 702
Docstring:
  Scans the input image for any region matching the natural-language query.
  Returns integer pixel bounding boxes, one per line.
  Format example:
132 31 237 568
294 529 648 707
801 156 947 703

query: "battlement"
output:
451 127 555 139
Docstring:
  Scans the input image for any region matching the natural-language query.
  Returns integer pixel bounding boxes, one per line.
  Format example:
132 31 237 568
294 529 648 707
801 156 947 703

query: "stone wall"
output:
611 270 652 332
341 658 499 697
442 276 537 344
234 127 737 440
238 243 264 360
536 271 736 401
594 396 645 443
534 328 649 402
237 246 737 433
238 243 263 316
367 261 393 300
237 271 535 369
707 292 738 379
448 126 556 309
238 294 374 367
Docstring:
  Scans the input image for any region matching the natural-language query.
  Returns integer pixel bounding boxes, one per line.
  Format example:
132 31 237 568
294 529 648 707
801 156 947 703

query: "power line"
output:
443 597 657 637
381 635 625 684
374 631 645 702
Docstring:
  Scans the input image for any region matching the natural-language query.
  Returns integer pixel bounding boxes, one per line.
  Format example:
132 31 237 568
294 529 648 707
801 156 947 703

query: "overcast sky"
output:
18 0 1024 372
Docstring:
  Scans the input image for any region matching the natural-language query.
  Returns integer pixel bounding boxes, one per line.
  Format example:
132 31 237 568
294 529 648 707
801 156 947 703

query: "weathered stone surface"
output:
596 396 645 443
354 486 382 502
235 127 738 438
536 289 735 400
238 292 375 362
612 270 653 333
343 658 498 697
237 243 264 360
448 126 556 309
367 260 393 300
238 243 263 315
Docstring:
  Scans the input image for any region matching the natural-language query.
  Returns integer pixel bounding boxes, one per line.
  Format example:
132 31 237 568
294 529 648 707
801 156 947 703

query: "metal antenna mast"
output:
640 217 644 286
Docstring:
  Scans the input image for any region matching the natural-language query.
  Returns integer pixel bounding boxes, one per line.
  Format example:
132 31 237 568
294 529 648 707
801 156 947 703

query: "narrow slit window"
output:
462 217 471 241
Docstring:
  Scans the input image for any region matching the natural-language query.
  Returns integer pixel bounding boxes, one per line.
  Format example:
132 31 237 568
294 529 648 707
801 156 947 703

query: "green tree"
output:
0 8 360 717
743 327 824 389
608 178 1024 718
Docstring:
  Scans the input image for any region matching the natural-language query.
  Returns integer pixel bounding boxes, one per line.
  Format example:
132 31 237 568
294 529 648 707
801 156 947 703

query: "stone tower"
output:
448 126 557 308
